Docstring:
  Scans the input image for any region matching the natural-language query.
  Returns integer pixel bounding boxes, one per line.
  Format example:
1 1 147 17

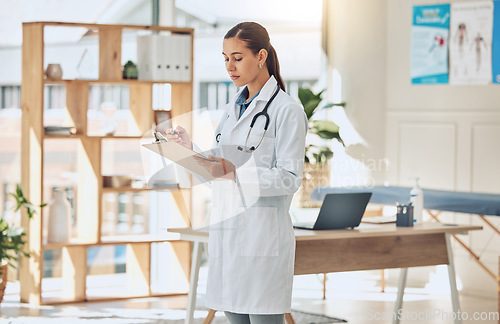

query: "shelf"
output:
22 21 193 305
43 133 83 139
26 21 193 33
42 233 182 250
43 79 191 85
40 274 188 305
102 185 179 193
40 292 186 305
100 233 182 244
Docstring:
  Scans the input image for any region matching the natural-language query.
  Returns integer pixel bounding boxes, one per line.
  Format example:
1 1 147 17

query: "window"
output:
0 85 21 109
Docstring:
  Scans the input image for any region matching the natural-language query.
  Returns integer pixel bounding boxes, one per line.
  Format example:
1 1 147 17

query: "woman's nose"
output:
226 61 235 71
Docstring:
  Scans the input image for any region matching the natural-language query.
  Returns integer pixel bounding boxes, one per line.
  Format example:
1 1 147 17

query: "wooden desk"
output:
168 223 482 324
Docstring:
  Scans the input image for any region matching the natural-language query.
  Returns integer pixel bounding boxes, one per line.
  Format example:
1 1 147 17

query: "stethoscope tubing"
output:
216 86 280 153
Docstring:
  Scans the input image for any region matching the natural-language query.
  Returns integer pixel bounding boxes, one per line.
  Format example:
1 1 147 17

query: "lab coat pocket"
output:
246 135 275 169
238 207 279 256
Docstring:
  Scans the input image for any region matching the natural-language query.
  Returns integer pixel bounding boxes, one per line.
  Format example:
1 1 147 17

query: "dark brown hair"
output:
224 22 286 92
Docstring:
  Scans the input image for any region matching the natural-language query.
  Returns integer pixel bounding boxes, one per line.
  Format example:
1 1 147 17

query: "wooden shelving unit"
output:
20 22 193 305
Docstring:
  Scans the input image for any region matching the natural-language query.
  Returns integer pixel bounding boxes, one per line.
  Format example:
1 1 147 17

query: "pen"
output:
154 131 167 142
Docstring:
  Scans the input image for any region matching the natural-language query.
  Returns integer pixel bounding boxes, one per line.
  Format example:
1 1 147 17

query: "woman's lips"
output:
230 75 239 81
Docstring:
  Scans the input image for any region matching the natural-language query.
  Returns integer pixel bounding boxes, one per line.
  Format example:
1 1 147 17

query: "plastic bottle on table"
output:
410 177 424 223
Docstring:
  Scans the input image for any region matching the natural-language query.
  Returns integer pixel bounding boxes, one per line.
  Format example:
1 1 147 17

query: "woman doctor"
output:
166 22 307 324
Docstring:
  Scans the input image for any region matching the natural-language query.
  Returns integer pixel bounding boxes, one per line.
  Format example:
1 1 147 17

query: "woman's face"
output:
222 37 261 88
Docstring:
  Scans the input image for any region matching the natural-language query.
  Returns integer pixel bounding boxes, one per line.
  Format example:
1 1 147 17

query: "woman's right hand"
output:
162 126 192 149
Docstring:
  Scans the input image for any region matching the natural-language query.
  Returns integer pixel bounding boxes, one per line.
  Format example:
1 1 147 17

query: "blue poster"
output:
493 1 500 83
411 4 450 84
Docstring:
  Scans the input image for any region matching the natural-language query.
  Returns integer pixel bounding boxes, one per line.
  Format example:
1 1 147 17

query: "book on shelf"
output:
44 126 77 136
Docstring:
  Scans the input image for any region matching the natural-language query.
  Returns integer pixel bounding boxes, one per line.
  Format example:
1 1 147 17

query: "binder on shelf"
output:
170 34 182 81
137 34 166 81
160 34 175 81
137 33 191 82
137 35 153 80
44 126 76 136
180 34 192 82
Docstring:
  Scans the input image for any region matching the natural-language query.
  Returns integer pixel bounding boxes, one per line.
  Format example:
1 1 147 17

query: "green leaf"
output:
304 99 322 120
298 88 319 107
318 146 334 162
8 183 46 219
298 88 324 120
310 120 340 139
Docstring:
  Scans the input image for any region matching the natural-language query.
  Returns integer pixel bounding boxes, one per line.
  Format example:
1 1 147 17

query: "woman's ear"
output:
258 49 268 67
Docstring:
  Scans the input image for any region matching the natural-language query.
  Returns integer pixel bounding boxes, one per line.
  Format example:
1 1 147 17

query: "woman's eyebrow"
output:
222 51 243 55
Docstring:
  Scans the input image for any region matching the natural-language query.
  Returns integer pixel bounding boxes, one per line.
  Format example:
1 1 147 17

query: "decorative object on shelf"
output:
154 110 172 134
47 187 71 243
103 175 132 188
44 126 76 136
100 101 118 136
44 63 63 80
294 88 346 208
1 184 46 303
122 60 138 79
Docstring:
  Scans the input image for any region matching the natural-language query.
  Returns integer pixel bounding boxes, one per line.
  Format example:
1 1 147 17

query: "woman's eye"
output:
235 58 242 62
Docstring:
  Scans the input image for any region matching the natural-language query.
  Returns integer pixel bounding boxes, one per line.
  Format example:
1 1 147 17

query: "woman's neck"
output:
246 71 271 101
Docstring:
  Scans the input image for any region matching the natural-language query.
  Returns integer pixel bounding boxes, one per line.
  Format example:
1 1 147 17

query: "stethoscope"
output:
216 86 280 153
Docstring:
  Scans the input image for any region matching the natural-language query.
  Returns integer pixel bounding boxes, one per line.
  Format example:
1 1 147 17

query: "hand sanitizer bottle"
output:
410 177 424 223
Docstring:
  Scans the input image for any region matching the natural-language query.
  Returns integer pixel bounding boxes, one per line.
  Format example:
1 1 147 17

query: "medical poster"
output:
492 1 500 83
449 1 494 85
411 4 450 84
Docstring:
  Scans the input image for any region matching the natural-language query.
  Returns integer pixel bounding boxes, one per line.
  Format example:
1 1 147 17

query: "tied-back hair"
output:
224 22 286 92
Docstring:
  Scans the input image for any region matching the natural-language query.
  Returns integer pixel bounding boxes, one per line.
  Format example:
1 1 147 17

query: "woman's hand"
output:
194 155 235 181
161 126 192 149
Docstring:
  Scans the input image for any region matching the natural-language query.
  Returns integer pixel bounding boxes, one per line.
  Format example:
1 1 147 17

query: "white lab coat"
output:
205 76 308 314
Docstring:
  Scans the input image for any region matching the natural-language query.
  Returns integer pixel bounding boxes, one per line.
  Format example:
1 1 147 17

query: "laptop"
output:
293 192 372 230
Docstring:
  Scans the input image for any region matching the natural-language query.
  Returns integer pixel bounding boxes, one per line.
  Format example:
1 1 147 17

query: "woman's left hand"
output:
194 155 235 181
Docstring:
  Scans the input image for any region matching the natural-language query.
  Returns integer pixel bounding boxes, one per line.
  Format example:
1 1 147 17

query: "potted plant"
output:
0 184 46 302
295 88 345 207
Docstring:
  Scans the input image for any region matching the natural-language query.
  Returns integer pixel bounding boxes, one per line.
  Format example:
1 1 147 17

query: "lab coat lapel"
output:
232 76 278 129
225 88 242 126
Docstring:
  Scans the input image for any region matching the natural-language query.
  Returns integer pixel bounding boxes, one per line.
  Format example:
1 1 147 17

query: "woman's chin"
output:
231 78 244 87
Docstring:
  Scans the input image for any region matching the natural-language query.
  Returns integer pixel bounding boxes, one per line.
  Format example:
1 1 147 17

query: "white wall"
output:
326 0 388 185
326 0 500 299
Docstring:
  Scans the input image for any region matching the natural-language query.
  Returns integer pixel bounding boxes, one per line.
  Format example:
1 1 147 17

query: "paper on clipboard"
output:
142 141 219 181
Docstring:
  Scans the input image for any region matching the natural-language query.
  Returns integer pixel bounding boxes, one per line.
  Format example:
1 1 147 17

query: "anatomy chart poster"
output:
411 4 450 84
493 1 500 83
449 1 494 85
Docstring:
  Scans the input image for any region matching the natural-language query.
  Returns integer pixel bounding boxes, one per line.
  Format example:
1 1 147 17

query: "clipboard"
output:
142 141 220 181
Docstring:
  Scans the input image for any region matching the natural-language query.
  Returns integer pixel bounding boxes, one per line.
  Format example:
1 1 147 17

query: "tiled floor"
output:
1 268 498 324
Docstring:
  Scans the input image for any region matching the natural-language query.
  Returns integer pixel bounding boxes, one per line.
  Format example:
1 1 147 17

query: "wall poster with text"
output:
450 1 494 85
411 4 450 84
